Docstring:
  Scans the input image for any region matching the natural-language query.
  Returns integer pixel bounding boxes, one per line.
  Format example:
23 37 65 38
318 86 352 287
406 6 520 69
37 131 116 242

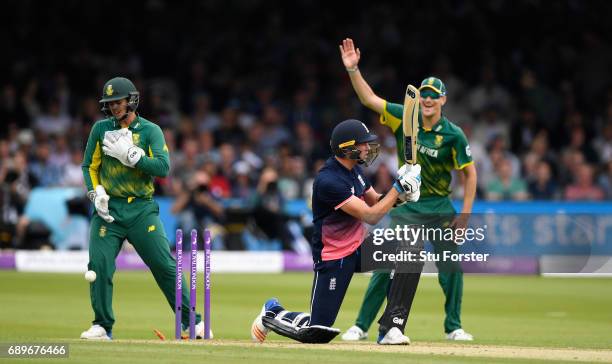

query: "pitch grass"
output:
0 271 611 363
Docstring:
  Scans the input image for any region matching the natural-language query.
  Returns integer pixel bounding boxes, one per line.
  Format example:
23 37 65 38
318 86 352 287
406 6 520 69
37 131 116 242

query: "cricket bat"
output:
402 85 420 164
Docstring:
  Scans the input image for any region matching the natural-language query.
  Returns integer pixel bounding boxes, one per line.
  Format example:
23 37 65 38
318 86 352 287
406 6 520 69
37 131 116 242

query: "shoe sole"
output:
378 340 410 345
341 335 367 341
447 337 473 341
80 336 111 340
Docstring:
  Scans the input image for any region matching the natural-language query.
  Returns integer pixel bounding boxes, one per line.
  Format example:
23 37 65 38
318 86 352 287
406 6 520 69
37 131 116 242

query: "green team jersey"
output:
82 116 170 199
380 101 473 198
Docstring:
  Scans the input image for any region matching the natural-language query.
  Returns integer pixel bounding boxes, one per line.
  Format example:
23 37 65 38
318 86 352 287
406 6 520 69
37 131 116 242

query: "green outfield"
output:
1 271 611 363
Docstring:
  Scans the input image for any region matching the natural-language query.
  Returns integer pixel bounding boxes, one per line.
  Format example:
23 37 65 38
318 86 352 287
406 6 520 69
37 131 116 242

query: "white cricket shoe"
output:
195 320 214 339
341 325 368 341
377 327 410 345
446 328 473 341
250 303 271 343
80 324 111 340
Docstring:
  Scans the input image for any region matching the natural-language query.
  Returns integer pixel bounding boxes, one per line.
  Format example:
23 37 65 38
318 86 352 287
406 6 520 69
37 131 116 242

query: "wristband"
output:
393 180 403 193
87 190 96 203
346 66 358 73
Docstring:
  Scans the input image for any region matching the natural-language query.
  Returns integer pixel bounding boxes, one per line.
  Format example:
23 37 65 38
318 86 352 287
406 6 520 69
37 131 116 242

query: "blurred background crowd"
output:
1 0 611 250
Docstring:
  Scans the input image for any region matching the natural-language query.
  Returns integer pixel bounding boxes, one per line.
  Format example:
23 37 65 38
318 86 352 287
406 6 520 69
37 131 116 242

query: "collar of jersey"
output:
112 115 141 130
420 114 446 132
331 157 354 174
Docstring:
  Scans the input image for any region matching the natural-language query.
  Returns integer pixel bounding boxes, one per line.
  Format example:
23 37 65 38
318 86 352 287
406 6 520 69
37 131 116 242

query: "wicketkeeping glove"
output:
88 185 115 223
102 131 145 168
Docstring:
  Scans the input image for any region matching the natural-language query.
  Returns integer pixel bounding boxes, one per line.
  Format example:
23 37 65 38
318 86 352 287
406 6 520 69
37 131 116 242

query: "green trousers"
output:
88 197 200 332
356 196 464 334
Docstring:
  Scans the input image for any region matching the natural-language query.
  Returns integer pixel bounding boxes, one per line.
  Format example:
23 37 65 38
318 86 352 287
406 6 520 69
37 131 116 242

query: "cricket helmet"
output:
99 77 140 118
330 119 379 166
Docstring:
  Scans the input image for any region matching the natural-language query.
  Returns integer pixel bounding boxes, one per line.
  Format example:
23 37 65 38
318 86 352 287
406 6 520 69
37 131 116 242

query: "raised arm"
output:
339 38 385 114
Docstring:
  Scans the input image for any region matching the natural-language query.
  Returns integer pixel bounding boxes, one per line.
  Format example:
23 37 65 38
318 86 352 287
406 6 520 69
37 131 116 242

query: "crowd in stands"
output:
1 0 611 250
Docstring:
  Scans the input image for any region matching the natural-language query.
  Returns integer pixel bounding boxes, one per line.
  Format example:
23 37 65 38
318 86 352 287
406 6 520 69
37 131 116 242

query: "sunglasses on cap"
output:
420 89 441 100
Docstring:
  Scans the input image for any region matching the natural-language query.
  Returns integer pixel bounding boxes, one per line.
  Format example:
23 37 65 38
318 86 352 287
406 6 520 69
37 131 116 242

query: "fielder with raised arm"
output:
339 38 478 344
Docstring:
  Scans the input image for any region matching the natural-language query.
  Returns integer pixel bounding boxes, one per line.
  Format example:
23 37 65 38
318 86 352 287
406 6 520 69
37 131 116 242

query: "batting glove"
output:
393 164 421 202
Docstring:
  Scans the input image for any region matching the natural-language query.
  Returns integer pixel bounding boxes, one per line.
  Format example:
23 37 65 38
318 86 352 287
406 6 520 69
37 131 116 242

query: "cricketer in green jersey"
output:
339 38 478 344
79 77 209 340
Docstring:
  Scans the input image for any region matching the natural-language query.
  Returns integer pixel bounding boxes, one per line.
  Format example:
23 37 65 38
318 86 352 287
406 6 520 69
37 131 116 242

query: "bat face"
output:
402 85 420 165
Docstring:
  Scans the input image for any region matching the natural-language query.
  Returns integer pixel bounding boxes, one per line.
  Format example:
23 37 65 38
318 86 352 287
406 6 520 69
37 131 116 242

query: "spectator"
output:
0 84 30 133
594 123 612 164
510 107 542 155
61 148 85 188
528 161 558 200
171 137 203 191
564 163 605 201
193 93 220 132
558 149 586 187
0 139 10 180
519 69 562 128
289 89 319 129
171 170 225 240
76 97 103 133
467 65 512 117
21 80 40 126
29 142 63 187
472 105 510 148
230 161 254 200
486 158 529 201
213 101 245 146
566 125 599 164
33 98 71 135
599 160 612 199
0 168 28 248
293 121 327 167
202 158 231 198
278 155 308 200
259 104 291 153
479 135 520 188
8 150 38 198
49 134 71 167
218 143 237 181
252 167 294 251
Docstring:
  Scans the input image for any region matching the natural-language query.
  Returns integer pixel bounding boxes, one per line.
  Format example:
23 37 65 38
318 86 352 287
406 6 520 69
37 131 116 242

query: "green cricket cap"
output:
419 77 447 96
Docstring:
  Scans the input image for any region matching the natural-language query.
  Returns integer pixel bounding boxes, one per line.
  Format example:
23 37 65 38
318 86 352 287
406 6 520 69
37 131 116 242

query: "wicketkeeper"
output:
80 77 209 340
